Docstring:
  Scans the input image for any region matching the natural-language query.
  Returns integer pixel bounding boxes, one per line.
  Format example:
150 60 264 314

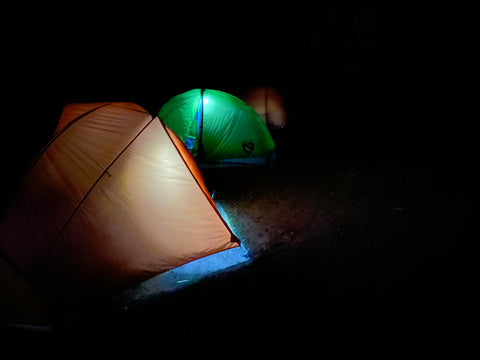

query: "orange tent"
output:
0 102 238 319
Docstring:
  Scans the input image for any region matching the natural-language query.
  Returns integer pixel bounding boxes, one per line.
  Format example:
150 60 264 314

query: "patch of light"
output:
114 200 250 308
203 97 209 106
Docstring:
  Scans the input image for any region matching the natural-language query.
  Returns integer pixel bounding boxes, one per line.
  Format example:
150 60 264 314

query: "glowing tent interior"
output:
243 86 287 128
159 89 276 167
0 102 239 319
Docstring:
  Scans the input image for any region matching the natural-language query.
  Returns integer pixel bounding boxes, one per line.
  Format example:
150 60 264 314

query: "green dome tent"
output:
159 89 276 167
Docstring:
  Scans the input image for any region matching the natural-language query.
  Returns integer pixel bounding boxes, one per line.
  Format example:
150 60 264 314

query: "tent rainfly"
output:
159 89 276 167
0 102 239 319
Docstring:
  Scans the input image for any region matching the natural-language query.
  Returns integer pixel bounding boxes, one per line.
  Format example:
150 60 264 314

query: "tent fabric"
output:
243 87 287 128
159 89 276 167
0 102 238 316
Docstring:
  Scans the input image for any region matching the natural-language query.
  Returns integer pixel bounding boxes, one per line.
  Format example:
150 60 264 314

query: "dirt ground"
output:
2 125 474 358
58 130 474 358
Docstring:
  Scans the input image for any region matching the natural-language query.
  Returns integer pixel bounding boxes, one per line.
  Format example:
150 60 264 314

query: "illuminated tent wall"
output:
159 89 276 167
0 102 239 318
243 87 287 128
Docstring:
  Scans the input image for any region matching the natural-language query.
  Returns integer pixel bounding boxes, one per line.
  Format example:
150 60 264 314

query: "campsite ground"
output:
25 118 470 358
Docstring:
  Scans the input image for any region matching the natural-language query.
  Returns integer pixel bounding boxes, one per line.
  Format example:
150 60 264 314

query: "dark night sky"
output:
2 2 477 208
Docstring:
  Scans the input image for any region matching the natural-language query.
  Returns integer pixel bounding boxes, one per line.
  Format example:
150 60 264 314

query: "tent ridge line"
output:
33 114 156 273
20 103 115 183
54 102 115 138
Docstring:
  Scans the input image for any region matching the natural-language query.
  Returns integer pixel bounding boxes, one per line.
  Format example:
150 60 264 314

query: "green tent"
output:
159 89 276 167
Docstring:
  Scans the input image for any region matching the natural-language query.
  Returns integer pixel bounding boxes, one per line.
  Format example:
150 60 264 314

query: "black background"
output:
2 2 476 179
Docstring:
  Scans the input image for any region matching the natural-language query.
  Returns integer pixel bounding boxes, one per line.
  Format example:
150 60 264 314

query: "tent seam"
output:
34 111 156 272
16 102 115 187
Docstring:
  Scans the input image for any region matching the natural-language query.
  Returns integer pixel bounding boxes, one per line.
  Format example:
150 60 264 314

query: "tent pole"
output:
198 89 206 161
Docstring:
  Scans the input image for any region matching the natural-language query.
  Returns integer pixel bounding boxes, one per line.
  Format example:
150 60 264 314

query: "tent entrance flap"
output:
186 89 204 156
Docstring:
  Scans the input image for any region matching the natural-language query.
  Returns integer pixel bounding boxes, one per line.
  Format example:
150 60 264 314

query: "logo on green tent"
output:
242 140 255 154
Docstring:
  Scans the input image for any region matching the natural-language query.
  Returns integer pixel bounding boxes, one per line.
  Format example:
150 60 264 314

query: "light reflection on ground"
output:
114 201 251 308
